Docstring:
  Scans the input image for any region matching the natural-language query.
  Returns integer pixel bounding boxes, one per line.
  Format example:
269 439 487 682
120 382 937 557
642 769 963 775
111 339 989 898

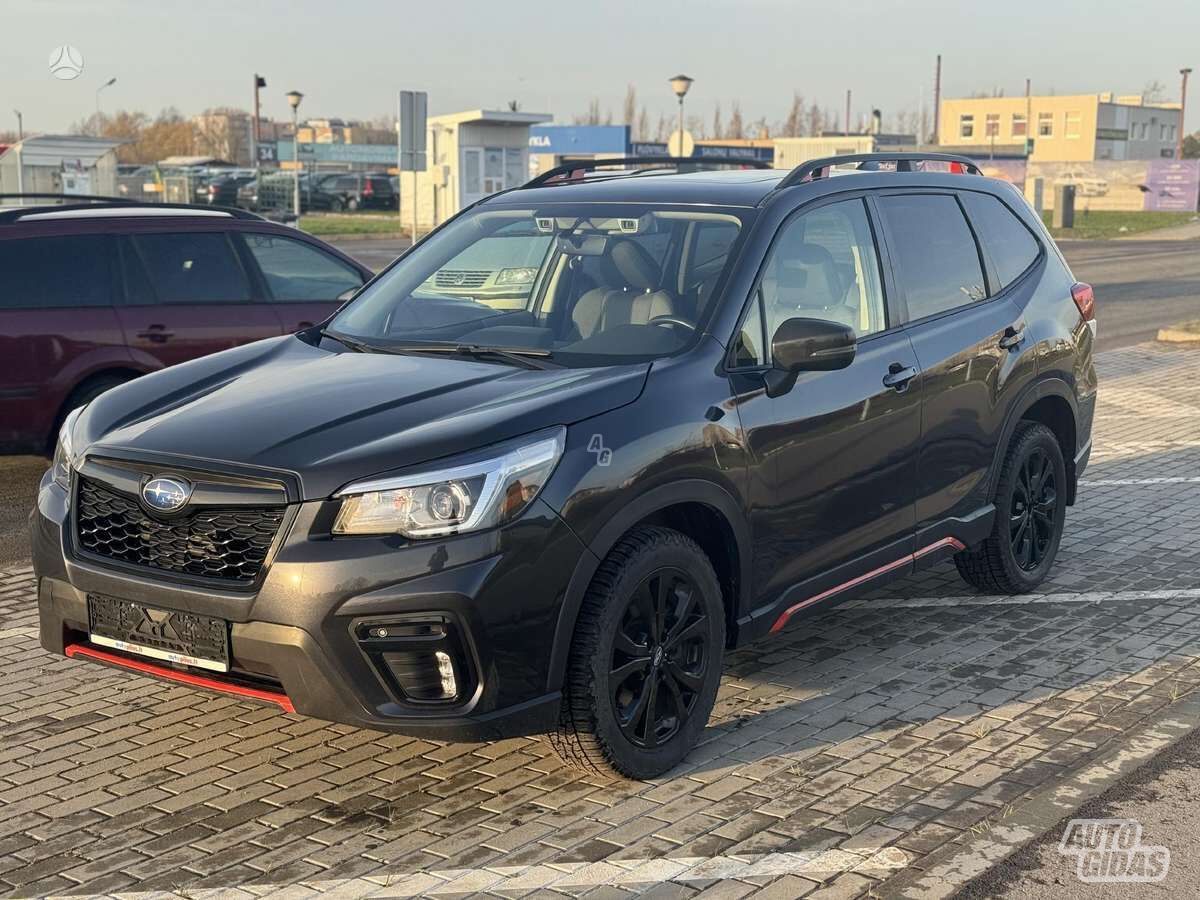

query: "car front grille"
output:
435 269 490 288
76 476 285 584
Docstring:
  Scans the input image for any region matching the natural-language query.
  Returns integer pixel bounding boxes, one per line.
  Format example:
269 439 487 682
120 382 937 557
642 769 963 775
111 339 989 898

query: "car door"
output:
115 229 282 369
872 190 1038 544
0 232 127 448
236 230 367 331
730 195 923 620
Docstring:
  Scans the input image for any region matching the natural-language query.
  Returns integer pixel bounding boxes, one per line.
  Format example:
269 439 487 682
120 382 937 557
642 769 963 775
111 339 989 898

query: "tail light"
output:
1071 282 1095 322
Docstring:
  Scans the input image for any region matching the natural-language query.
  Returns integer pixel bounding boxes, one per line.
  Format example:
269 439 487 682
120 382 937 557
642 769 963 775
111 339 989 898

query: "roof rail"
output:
522 155 772 189
0 192 135 204
0 200 266 224
775 152 981 190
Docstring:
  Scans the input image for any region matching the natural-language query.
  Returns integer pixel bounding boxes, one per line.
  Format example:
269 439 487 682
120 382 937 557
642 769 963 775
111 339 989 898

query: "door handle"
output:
136 325 174 343
883 362 918 391
999 321 1026 350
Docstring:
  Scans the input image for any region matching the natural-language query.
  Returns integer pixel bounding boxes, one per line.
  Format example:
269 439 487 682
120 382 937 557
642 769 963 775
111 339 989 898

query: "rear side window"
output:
130 232 251 304
0 235 111 309
960 192 1041 289
877 194 987 321
242 233 364 302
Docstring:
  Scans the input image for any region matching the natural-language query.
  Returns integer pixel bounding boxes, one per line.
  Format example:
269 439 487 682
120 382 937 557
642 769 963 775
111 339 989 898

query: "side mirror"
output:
765 317 857 397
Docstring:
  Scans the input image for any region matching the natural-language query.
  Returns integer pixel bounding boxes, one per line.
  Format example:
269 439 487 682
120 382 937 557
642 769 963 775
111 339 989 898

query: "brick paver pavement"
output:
2 343 1200 898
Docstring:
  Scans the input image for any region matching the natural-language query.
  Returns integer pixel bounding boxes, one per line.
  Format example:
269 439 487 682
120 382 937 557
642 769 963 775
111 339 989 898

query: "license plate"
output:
87 594 230 673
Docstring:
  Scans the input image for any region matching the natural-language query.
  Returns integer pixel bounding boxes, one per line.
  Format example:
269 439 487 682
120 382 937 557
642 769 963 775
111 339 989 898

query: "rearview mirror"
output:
765 317 857 396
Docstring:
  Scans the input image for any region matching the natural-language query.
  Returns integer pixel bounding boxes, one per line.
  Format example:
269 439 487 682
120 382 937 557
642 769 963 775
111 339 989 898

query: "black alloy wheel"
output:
1010 447 1058 571
610 567 709 749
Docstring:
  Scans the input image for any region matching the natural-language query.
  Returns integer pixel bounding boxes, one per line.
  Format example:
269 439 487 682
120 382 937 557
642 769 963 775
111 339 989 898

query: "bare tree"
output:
655 113 669 142
636 106 649 143
807 103 823 137
711 103 723 140
783 93 805 137
623 85 637 127
727 102 745 139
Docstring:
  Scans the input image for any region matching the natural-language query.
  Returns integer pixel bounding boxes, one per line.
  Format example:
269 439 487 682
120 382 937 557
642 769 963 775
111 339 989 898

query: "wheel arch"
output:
989 376 1080 506
547 479 751 694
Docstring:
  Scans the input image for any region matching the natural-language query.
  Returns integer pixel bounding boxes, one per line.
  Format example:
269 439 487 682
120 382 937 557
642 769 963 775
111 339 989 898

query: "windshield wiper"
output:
322 329 387 354
399 343 559 370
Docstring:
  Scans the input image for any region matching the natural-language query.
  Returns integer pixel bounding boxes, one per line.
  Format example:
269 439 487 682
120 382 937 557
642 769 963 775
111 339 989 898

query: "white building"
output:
399 109 551 233
0 135 123 200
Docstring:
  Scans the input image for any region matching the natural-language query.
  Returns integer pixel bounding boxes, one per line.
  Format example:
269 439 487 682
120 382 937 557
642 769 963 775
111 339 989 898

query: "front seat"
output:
600 238 678 330
769 241 856 329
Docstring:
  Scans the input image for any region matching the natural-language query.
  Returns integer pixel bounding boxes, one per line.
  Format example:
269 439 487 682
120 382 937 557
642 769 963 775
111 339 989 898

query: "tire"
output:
329 197 344 212
346 197 360 212
550 525 725 780
955 422 1067 594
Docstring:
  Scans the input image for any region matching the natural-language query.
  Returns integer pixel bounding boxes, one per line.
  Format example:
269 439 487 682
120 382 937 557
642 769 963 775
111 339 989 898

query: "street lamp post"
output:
286 90 304 218
669 74 693 155
95 77 116 115
13 110 22 141
1180 68 1193 160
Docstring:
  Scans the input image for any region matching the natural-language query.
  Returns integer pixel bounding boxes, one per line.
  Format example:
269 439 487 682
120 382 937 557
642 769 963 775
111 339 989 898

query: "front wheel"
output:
955 422 1067 594
550 526 725 779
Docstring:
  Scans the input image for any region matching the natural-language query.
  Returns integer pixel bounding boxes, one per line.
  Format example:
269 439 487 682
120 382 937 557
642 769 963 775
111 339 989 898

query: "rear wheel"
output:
48 374 132 453
955 422 1067 594
550 526 725 780
346 197 360 212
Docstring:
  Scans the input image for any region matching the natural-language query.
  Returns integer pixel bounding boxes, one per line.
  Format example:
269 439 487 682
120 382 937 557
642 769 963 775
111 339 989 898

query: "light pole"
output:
286 90 304 218
13 110 22 141
95 77 116 115
253 74 267 169
669 74 693 155
1180 68 1193 160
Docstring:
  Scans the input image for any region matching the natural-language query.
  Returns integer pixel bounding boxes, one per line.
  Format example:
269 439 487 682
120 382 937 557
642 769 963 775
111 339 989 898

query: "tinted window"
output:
960 192 1041 289
243 233 363 302
760 198 888 341
0 235 111 309
130 232 251 304
878 195 986 320
731 294 766 367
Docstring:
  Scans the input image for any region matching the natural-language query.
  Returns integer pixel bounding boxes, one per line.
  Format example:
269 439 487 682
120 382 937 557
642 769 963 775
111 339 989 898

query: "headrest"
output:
610 238 661 291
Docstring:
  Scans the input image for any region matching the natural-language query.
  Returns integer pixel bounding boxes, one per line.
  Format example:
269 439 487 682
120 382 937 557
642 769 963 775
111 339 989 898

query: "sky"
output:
4 0 1199 137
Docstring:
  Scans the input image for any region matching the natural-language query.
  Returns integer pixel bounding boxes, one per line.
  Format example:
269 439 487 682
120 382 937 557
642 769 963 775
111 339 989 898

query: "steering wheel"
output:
648 315 696 331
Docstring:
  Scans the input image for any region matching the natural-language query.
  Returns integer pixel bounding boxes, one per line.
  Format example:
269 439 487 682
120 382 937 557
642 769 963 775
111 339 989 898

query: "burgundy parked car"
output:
0 203 373 453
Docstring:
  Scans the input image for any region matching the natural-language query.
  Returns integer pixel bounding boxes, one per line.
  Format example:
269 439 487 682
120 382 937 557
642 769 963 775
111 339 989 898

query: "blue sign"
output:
529 125 629 156
631 141 773 163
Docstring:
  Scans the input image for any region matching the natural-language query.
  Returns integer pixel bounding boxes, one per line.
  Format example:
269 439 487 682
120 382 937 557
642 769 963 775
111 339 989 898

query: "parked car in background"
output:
236 178 259 210
200 172 257 207
0 200 372 453
309 172 396 211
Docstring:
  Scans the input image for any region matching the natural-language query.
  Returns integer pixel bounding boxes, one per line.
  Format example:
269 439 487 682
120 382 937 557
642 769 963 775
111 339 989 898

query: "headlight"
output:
52 407 83 490
333 428 565 538
495 267 537 286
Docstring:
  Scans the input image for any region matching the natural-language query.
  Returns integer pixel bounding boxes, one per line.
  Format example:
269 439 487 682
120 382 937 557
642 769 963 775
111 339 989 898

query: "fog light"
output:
435 650 456 697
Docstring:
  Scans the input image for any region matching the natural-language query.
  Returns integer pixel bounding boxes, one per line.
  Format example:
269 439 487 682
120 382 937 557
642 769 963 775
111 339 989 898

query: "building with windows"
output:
938 93 1183 161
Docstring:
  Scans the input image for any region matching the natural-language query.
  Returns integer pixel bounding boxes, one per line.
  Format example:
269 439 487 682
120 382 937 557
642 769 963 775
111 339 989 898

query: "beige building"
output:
773 134 918 170
938 93 1182 162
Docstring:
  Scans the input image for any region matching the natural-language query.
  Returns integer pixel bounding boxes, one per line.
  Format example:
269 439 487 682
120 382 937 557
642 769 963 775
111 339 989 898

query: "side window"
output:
0 235 111 309
243 233 364 302
877 195 986 321
760 198 887 344
731 293 766 367
129 232 251 304
959 192 1041 290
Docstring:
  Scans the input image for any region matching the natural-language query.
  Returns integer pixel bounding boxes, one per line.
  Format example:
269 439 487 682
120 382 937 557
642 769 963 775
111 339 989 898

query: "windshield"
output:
328 202 748 366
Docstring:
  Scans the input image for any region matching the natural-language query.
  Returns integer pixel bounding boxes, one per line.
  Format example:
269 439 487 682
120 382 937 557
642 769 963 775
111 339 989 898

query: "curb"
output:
879 688 1200 899
1156 326 1200 344
307 231 410 242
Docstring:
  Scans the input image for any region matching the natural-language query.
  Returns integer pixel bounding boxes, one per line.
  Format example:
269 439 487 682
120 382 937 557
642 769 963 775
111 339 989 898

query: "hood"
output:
77 336 649 499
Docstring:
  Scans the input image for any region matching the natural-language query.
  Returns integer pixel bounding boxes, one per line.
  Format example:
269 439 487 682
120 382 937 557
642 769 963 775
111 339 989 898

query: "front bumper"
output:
32 468 592 742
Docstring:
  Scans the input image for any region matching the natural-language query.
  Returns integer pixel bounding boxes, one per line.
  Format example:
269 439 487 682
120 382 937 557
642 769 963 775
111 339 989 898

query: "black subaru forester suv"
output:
33 154 1097 779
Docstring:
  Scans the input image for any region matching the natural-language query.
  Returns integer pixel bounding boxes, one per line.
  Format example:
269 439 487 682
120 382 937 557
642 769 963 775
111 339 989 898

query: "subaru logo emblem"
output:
142 476 192 512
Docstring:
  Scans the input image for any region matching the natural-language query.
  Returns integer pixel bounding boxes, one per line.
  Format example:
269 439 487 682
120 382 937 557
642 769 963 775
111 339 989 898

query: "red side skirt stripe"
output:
65 643 295 713
769 537 965 634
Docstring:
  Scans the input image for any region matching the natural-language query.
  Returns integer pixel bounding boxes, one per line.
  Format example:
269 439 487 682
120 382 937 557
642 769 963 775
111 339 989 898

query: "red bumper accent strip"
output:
769 537 966 634
65 643 295 713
